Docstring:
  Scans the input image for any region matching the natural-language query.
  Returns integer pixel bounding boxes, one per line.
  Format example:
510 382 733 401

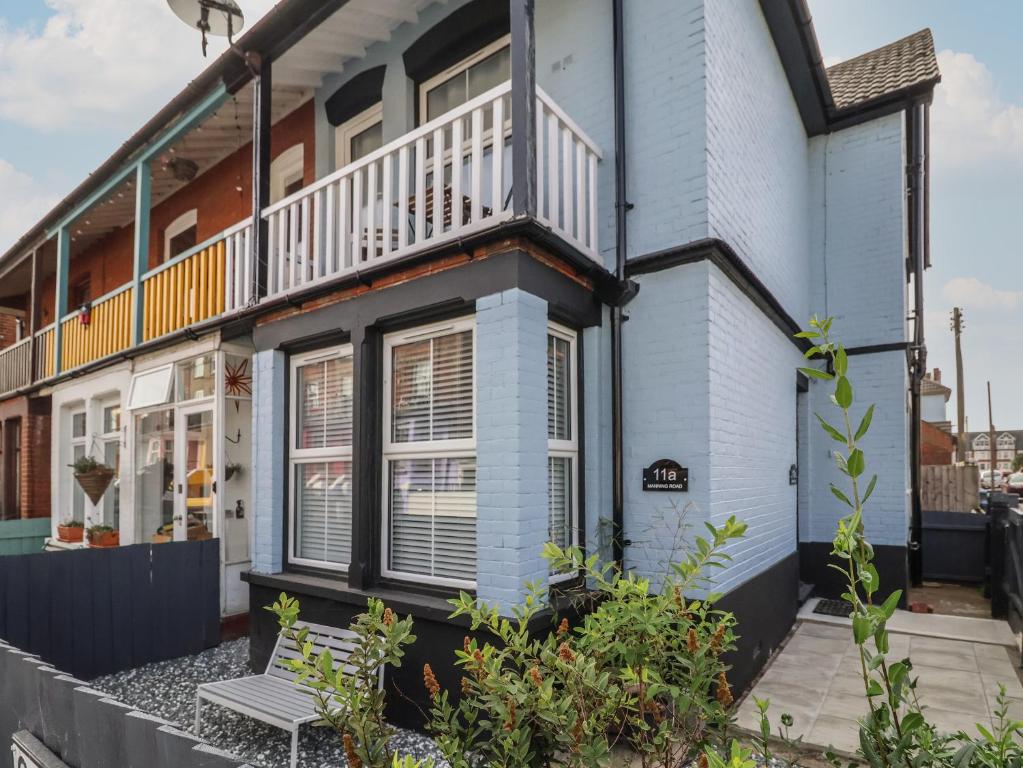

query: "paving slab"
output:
737 616 1023 757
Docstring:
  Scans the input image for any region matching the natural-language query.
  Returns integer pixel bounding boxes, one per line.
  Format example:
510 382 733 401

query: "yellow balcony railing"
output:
60 285 133 371
142 239 226 342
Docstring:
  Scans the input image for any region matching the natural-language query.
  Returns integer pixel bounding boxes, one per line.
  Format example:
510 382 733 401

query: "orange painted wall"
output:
39 99 315 325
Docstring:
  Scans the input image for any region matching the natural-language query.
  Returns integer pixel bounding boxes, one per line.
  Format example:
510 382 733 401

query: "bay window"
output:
382 319 476 587
548 324 578 575
289 346 354 570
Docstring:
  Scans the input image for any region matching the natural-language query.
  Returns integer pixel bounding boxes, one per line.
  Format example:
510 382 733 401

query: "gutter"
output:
907 100 929 586
610 0 629 568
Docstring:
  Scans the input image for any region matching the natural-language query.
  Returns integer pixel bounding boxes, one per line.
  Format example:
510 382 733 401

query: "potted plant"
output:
56 518 85 543
225 461 243 481
86 524 119 548
68 455 116 505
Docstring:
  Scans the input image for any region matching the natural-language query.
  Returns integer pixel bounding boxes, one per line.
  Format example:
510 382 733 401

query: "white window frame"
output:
98 398 122 528
381 316 477 589
163 209 198 263
418 34 511 124
69 405 88 523
289 344 354 571
127 364 175 411
547 322 579 583
334 102 383 170
270 143 305 204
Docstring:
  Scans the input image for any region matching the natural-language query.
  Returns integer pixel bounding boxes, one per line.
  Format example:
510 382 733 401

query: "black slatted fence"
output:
0 540 220 680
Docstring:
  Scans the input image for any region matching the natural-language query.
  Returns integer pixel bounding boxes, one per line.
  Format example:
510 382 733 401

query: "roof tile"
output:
826 28 940 112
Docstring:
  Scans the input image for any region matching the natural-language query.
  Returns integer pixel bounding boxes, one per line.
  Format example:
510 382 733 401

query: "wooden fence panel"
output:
0 540 219 680
921 464 980 512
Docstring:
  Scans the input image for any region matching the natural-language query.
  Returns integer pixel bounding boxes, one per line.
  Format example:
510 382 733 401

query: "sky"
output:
0 1 1019 430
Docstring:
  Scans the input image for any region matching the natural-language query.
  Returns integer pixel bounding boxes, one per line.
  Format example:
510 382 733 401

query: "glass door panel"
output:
135 409 175 543
177 407 214 541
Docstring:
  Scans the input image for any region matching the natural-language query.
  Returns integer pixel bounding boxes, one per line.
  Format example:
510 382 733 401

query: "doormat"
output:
813 598 853 617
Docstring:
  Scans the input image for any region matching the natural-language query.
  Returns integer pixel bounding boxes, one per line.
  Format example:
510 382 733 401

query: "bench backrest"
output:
267 620 384 690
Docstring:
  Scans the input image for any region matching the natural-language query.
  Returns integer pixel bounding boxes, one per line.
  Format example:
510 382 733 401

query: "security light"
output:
167 0 245 57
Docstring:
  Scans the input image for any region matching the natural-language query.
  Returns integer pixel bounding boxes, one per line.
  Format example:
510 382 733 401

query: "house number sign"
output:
642 459 689 492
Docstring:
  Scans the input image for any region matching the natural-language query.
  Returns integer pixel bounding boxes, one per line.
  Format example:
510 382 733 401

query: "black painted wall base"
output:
716 552 800 694
799 542 908 606
250 553 800 728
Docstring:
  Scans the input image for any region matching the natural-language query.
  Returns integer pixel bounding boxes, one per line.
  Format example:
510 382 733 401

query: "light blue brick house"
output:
0 0 939 724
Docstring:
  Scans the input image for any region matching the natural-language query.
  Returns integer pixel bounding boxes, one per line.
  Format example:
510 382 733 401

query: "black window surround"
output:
324 65 387 127
265 247 598 602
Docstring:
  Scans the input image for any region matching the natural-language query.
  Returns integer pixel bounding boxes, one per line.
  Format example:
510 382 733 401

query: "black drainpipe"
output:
611 0 628 567
907 100 928 587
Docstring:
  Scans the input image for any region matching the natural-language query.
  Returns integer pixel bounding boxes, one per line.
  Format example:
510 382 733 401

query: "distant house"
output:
919 369 953 465
965 431 1023 473
0 0 938 715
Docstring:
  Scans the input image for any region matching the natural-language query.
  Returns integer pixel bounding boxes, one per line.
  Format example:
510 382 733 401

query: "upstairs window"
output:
382 319 476 587
335 103 384 170
164 209 198 262
419 36 510 124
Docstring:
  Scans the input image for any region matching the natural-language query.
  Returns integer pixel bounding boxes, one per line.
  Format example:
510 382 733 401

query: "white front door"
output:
173 404 216 543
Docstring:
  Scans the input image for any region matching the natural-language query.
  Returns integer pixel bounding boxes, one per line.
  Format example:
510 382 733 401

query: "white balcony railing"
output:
257 81 603 302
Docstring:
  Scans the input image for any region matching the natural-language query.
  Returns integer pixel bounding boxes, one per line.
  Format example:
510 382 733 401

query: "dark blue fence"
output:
0 540 220 680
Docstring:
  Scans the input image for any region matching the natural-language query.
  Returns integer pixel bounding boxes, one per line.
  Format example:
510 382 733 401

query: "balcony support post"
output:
53 227 70 376
28 248 39 382
251 55 272 301
510 0 537 218
132 161 151 345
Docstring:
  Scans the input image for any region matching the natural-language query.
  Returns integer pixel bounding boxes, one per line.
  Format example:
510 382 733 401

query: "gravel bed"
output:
92 638 445 768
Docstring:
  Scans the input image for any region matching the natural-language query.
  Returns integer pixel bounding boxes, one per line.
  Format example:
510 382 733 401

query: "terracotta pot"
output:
88 529 120 548
57 524 84 543
74 467 115 505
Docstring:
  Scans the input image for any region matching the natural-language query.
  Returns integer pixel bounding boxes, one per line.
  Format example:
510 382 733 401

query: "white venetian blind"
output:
548 334 571 441
392 330 474 443
389 457 477 580
385 324 477 586
292 349 354 569
547 329 577 566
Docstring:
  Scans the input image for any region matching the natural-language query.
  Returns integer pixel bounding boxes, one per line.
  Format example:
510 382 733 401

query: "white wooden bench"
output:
195 620 382 768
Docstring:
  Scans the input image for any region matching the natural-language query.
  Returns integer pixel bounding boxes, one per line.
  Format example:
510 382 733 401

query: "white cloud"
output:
0 0 276 131
942 277 1023 313
931 49 1023 171
0 158 59 251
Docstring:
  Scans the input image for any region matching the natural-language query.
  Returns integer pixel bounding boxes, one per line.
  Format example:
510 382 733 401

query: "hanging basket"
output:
74 466 116 506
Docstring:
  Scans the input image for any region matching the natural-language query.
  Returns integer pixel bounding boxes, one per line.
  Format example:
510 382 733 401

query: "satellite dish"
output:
167 0 245 56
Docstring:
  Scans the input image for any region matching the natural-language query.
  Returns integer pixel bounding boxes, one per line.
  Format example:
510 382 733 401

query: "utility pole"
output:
951 307 966 461
988 381 996 486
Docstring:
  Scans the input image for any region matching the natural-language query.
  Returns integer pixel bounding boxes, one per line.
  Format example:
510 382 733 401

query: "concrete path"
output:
736 618 1023 756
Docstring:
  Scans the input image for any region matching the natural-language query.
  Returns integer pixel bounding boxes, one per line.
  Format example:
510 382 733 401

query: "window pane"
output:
548 456 572 551
392 330 473 443
72 412 87 439
351 121 384 162
129 366 174 410
72 444 85 523
467 46 510 101
169 225 197 259
294 461 352 566
547 335 571 440
389 457 476 581
135 409 174 541
426 73 467 122
103 405 120 434
179 354 216 401
297 356 353 450
103 438 120 530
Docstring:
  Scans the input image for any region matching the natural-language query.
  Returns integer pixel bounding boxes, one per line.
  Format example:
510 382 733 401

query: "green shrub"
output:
423 517 746 768
267 594 416 768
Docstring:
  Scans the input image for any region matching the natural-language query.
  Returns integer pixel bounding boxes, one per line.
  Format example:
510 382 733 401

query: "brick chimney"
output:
933 368 941 382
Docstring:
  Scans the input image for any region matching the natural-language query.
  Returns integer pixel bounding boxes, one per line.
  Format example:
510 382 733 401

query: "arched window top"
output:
975 434 990 448
164 209 198 262
998 433 1015 448
270 144 305 204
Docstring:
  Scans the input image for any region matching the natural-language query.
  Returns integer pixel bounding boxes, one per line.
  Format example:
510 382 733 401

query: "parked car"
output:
981 469 1006 489
1008 472 1023 494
